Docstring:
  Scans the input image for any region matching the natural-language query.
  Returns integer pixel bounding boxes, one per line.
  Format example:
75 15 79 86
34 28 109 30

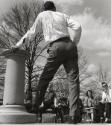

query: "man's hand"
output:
11 45 19 53
11 45 19 49
13 38 26 50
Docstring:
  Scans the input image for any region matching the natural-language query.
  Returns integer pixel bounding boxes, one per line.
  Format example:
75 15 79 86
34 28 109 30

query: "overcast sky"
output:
0 0 111 72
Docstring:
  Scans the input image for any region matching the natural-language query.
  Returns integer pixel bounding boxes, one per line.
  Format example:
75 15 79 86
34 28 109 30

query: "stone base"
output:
42 113 56 123
0 105 37 124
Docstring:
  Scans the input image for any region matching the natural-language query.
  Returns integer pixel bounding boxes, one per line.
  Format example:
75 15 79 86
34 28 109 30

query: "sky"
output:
0 0 111 73
50 0 111 72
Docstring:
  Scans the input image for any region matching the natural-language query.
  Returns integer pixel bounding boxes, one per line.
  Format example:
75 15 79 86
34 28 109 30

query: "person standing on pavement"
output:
13 1 82 123
100 82 111 123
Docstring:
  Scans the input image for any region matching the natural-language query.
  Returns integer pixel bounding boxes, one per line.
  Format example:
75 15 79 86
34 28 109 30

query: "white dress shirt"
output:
16 11 82 47
101 89 111 103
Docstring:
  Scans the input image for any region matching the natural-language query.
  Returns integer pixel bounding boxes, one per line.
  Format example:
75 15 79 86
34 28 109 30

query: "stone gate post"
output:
0 49 36 124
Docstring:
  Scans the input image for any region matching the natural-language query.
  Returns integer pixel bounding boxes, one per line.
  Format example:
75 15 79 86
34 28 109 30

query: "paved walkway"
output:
0 123 109 125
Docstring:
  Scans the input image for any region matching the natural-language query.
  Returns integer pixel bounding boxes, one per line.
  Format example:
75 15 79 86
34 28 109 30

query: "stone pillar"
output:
0 49 36 124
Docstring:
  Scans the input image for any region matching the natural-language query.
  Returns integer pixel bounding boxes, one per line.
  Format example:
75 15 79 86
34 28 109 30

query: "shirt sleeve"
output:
64 14 82 45
16 14 42 47
101 92 106 103
54 97 57 107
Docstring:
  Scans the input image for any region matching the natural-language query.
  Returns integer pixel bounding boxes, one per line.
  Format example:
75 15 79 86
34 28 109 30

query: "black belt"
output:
47 37 70 53
50 36 70 46
53 36 70 43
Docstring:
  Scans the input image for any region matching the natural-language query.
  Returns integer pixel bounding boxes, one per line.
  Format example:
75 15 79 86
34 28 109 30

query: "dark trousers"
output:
98 102 111 119
35 37 80 117
105 103 111 118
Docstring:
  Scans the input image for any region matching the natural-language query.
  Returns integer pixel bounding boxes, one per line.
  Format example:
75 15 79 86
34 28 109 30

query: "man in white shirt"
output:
101 82 111 103
13 1 82 123
100 82 111 122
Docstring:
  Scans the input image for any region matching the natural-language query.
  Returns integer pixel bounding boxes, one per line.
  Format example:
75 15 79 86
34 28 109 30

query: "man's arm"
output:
54 97 58 107
65 14 82 45
15 14 42 48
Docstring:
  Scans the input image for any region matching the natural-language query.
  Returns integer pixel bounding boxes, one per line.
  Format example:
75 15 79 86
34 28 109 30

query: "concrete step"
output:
42 113 56 123
0 113 110 124
1 123 110 125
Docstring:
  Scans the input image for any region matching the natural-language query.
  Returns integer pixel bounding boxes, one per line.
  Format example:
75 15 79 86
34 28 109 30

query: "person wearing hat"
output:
100 82 111 123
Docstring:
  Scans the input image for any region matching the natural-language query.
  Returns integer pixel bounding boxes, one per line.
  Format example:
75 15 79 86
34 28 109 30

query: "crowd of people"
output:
80 82 111 123
25 81 111 123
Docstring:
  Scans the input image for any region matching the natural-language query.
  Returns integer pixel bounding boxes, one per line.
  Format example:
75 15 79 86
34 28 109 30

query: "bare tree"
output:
96 64 110 84
84 64 111 101
78 47 93 83
0 53 6 98
0 1 44 103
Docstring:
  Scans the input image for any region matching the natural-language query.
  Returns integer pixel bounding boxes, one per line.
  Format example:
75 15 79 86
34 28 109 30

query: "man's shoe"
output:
68 116 79 124
105 118 111 123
